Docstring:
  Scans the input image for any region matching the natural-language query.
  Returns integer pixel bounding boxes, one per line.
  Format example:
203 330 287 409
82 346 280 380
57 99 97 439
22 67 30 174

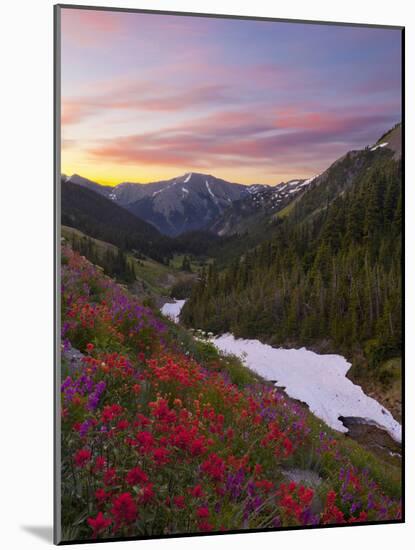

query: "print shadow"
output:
21 525 53 543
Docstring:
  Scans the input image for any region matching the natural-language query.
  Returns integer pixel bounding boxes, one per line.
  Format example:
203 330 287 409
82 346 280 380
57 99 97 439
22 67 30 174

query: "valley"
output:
60 124 403 540
61 125 402 423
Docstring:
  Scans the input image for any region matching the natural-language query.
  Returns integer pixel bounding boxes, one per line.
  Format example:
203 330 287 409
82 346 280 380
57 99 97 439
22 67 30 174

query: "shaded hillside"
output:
61 180 173 262
182 144 402 382
373 123 401 159
209 178 314 236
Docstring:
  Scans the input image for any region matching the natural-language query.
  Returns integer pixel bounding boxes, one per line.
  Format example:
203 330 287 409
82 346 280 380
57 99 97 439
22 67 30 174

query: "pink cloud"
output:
61 83 231 126
61 100 94 125
61 8 124 46
86 108 397 175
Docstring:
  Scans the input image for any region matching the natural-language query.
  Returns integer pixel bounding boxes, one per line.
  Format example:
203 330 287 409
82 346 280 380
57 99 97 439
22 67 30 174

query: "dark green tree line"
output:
182 155 402 368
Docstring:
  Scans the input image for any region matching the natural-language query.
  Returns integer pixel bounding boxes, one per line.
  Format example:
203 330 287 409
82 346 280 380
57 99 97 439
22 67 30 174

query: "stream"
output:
161 300 402 455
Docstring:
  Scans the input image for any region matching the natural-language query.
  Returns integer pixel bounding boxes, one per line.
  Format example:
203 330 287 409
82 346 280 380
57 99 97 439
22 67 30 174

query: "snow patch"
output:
301 174 319 186
211 334 401 442
161 300 186 323
183 172 192 183
205 180 215 198
182 187 189 194
370 142 389 152
205 180 219 205
161 299 401 443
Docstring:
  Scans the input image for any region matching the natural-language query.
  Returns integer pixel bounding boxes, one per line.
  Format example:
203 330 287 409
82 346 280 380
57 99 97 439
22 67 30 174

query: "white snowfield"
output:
160 301 401 442
212 335 401 442
161 300 187 323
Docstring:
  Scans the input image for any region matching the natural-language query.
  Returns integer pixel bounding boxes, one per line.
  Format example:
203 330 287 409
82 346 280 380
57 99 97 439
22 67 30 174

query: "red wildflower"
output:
135 413 151 427
255 479 274 492
298 485 314 507
189 437 206 456
94 456 106 472
254 463 263 476
225 427 234 440
126 466 148 486
326 490 336 506
74 448 91 467
86 343 94 352
116 419 129 431
87 511 111 538
104 468 117 486
283 438 294 456
190 484 204 498
111 492 138 525
357 511 368 522
198 520 213 532
288 481 297 493
322 491 345 524
173 496 186 509
196 506 210 518
152 447 170 465
139 483 154 504
132 384 141 395
135 431 154 452
101 404 123 423
95 488 110 505
201 453 225 482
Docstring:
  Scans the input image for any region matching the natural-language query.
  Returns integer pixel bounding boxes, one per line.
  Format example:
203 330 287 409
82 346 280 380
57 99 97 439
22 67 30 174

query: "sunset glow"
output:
61 8 401 185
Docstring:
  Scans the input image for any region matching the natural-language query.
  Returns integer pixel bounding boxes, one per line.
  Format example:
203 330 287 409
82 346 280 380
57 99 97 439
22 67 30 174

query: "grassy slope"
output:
275 193 304 219
62 248 401 538
348 357 402 423
61 225 195 302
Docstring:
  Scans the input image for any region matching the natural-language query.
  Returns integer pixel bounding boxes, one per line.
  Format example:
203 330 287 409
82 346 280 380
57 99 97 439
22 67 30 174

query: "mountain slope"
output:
372 122 401 159
61 180 173 262
209 178 316 236
126 172 247 236
182 129 402 401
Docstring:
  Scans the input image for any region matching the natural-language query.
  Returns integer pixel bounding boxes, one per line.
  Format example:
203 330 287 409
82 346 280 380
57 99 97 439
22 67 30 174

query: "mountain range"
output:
63 172 312 237
62 123 401 248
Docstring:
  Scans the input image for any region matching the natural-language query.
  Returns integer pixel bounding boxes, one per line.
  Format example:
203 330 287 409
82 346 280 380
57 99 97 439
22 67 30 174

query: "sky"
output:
60 8 402 186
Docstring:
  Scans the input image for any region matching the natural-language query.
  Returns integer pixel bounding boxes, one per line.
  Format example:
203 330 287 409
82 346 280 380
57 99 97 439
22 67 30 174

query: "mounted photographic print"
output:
54 4 404 544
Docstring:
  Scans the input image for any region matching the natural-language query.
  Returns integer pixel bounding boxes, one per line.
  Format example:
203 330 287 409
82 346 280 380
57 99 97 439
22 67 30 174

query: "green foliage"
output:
182 153 402 365
169 277 196 299
62 180 173 263
181 255 192 272
67 232 136 283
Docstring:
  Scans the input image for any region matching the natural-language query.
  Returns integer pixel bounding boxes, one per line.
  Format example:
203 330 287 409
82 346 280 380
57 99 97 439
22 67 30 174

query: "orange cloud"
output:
86 109 397 173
